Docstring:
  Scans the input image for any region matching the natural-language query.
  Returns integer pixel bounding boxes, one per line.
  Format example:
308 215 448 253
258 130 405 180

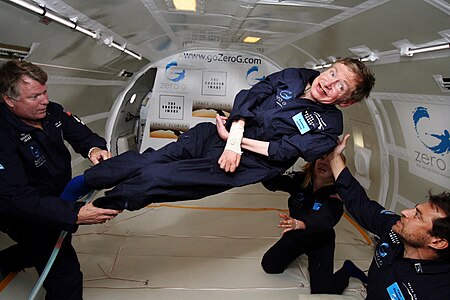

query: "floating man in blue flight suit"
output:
84 57 376 210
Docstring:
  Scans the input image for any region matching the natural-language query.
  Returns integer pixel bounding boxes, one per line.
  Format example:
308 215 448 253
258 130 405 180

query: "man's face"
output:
392 201 446 248
309 62 358 107
4 75 49 123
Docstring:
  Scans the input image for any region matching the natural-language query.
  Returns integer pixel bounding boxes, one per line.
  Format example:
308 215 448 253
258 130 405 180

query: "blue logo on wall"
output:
246 66 265 86
413 106 450 155
165 61 185 82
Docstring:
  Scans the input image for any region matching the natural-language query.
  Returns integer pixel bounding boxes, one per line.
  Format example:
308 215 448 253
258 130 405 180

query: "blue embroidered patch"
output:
313 202 322 210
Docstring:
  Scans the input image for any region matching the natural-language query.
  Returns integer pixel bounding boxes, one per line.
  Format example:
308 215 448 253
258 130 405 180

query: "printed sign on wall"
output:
140 50 280 151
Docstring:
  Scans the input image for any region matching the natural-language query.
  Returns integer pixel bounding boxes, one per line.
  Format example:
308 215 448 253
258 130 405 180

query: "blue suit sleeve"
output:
268 132 338 162
228 69 287 121
335 167 399 236
262 171 303 195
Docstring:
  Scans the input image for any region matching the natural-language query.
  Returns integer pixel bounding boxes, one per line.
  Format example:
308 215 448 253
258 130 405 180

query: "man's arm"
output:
58 104 111 163
241 137 269 156
217 118 246 172
216 114 269 157
0 134 119 232
327 134 399 235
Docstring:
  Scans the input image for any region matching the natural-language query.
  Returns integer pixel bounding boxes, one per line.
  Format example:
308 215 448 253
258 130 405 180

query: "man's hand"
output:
88 147 112 165
218 149 241 173
333 134 350 157
76 202 121 224
215 114 229 141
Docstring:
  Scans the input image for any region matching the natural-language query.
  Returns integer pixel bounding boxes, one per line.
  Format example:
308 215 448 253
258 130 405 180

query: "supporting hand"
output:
88 147 112 165
76 202 122 225
327 133 350 180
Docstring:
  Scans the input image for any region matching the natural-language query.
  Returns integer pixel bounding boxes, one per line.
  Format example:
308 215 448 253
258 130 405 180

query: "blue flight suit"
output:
261 171 346 294
85 68 344 210
336 167 450 300
0 102 107 300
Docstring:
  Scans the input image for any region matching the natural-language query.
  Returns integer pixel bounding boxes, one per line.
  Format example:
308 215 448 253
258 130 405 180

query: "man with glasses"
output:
83 58 376 211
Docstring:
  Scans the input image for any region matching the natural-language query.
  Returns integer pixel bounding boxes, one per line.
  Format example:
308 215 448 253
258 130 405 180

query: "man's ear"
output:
2 95 15 108
338 99 357 108
429 237 448 251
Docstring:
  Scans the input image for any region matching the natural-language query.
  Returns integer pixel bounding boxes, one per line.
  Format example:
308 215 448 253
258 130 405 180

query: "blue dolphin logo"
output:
413 106 450 155
165 61 185 82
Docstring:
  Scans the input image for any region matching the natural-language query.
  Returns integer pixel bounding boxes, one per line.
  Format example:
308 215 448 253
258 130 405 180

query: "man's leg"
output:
93 122 282 210
3 220 83 300
0 244 34 278
37 234 83 300
84 150 146 190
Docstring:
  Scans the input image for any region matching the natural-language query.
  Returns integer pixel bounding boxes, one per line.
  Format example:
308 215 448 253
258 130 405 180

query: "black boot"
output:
93 196 128 210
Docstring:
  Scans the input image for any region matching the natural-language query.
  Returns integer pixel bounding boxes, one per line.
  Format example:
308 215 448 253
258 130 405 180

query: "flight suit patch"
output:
292 110 323 134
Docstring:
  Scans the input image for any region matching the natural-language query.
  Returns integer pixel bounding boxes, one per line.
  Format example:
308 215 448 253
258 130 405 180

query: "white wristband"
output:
224 122 244 154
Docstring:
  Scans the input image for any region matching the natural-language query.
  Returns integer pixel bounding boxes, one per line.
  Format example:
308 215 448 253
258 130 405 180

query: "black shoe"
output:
93 196 127 210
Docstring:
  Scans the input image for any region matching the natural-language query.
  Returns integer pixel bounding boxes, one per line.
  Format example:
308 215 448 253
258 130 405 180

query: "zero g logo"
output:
378 242 389 257
413 106 450 155
279 90 293 100
246 66 266 86
165 61 186 83
30 146 40 158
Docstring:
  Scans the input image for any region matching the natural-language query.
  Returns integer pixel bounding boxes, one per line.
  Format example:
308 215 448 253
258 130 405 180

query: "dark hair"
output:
428 191 450 260
334 57 375 103
0 60 48 100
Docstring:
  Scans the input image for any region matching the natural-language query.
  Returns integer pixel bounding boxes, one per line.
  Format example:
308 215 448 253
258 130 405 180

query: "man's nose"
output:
324 78 338 89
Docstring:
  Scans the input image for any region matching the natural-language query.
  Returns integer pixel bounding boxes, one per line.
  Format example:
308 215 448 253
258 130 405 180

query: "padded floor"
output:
0 183 373 299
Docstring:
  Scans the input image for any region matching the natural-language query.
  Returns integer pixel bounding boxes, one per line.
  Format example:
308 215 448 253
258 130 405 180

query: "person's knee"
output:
261 256 284 274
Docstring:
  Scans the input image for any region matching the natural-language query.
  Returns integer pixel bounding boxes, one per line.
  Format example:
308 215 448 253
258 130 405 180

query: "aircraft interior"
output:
0 0 449 299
